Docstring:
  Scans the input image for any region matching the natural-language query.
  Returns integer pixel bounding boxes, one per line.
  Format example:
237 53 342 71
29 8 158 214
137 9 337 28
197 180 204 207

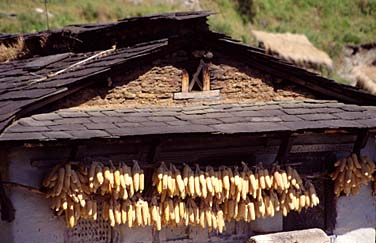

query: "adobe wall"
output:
0 147 66 243
54 61 315 110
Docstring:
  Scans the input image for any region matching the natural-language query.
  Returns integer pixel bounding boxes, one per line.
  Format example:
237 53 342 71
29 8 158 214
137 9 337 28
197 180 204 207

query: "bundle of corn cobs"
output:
43 160 319 232
151 162 319 232
330 154 375 197
42 161 144 228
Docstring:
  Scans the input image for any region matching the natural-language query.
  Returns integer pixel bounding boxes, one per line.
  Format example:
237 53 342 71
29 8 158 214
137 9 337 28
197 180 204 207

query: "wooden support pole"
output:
0 176 16 222
181 69 189 93
147 139 162 164
274 132 293 165
353 129 370 156
202 63 210 91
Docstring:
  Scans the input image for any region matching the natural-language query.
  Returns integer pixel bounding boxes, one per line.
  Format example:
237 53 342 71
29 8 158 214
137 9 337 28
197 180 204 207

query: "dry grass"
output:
353 65 376 95
251 30 333 71
0 37 26 63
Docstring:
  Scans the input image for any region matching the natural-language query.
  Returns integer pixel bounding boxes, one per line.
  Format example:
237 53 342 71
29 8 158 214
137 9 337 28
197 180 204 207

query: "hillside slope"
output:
0 0 375 81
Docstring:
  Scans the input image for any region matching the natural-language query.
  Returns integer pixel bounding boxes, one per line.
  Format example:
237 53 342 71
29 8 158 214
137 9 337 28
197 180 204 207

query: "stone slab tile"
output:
1 100 376 141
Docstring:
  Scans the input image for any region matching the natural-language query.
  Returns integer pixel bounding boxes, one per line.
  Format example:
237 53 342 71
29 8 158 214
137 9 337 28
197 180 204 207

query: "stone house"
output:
0 11 375 243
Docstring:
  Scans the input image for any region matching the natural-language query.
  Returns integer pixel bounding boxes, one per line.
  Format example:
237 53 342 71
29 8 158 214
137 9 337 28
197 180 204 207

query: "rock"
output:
248 228 330 243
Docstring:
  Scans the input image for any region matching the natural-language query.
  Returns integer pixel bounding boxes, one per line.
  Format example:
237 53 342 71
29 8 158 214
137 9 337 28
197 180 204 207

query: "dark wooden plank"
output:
324 180 336 234
36 68 109 88
292 133 357 145
24 53 71 71
0 99 34 115
290 144 353 153
0 88 56 101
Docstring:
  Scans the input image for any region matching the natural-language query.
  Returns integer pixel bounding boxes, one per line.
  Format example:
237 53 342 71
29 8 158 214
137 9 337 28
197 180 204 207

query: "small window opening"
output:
174 51 219 100
181 51 213 92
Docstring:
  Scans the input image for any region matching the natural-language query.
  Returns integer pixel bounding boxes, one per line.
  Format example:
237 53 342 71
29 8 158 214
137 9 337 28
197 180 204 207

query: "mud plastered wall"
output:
54 56 315 110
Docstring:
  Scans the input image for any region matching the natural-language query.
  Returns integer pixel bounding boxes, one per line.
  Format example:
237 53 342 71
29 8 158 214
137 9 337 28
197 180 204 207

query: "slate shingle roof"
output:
0 39 169 131
1 100 375 142
1 11 376 140
0 11 213 133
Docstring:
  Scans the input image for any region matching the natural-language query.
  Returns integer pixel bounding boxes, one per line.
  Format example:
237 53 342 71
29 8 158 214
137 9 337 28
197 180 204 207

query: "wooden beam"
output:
274 132 294 165
0 175 15 222
324 180 336 234
146 139 163 163
173 89 220 100
69 145 79 161
181 69 189 93
353 129 370 156
202 63 210 91
189 59 204 91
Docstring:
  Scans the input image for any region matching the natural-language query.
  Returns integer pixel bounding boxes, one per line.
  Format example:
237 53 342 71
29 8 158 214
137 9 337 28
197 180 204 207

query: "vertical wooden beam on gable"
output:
202 63 210 91
181 69 189 93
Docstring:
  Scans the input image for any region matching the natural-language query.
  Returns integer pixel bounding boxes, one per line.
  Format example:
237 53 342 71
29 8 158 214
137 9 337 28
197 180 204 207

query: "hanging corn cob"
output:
43 160 320 231
331 154 375 197
43 161 145 228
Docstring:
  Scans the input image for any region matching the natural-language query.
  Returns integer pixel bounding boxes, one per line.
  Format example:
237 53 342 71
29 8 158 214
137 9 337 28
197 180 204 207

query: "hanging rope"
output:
28 45 116 85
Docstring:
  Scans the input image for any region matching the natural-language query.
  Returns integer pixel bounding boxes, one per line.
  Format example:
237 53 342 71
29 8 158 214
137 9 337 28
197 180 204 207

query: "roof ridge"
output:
0 11 212 58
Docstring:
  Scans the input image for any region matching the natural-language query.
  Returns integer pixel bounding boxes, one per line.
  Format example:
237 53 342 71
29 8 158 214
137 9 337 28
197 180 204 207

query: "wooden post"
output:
202 63 210 91
181 69 189 93
0 175 15 222
353 129 369 156
274 132 293 165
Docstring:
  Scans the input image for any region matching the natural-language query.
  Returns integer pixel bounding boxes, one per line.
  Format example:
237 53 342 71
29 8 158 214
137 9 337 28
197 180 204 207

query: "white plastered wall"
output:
0 147 281 243
5 135 375 243
334 136 376 243
0 147 66 243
